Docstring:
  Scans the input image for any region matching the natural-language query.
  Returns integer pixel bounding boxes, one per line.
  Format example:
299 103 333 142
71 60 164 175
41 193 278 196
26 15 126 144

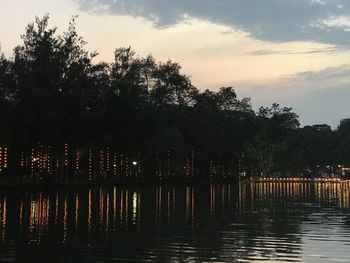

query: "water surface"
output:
1 181 350 262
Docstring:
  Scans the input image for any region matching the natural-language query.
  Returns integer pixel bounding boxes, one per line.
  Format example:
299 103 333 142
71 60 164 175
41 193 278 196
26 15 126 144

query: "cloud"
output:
76 0 350 45
282 64 350 83
239 65 350 127
243 64 350 100
248 47 341 56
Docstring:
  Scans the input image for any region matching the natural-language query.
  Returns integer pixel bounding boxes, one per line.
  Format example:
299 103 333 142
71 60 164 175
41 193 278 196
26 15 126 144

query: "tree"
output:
151 61 198 108
246 103 300 176
2 15 344 180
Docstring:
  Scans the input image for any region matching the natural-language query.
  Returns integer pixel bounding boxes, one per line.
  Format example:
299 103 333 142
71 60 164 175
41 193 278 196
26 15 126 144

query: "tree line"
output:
1 15 350 178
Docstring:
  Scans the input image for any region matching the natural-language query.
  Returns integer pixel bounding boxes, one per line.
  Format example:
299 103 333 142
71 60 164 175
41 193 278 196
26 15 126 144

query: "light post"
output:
132 161 138 178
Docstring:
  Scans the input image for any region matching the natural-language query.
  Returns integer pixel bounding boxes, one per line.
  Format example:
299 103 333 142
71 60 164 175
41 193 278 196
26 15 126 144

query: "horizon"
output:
2 0 350 128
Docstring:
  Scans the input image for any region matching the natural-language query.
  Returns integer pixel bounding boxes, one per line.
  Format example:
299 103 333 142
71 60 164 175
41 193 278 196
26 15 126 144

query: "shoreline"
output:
0 176 349 190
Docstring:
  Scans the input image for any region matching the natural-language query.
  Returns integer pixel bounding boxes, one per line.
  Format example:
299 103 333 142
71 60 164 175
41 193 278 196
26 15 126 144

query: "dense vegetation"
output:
1 15 350 178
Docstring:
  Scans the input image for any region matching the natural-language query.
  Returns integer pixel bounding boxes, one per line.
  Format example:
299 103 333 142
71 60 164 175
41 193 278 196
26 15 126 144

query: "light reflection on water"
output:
0 182 350 262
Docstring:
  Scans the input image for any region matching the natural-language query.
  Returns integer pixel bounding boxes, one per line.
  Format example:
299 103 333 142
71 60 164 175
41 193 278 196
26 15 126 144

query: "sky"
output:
1 0 350 128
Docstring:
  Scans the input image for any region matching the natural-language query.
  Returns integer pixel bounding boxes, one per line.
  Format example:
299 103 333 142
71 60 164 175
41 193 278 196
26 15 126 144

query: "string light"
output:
25 152 29 167
47 146 51 175
158 158 162 180
0 147 3 172
75 149 80 171
56 158 59 169
191 150 195 178
88 150 92 181
20 152 25 167
0 147 2 173
106 147 110 173
120 154 123 178
99 150 104 173
4 147 8 170
185 153 190 178
39 144 43 173
31 148 34 177
138 152 141 174
125 154 129 177
238 159 243 178
43 150 47 173
210 161 214 181
64 143 68 167
113 153 117 177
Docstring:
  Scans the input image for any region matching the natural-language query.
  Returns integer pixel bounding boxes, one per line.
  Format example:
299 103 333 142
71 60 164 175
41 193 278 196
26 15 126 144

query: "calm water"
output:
1 182 350 262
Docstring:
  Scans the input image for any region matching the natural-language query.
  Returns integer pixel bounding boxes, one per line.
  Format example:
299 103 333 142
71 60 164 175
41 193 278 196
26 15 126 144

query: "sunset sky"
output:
2 0 350 127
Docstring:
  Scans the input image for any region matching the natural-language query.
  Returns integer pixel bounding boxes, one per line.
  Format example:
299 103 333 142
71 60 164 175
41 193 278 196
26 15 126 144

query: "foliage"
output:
0 15 348 177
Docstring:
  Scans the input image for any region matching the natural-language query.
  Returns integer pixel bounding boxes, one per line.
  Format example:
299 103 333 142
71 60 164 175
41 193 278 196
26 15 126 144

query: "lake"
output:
1 181 350 262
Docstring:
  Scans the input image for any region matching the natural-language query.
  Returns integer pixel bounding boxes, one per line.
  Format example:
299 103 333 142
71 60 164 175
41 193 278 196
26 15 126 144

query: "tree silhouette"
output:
0 15 349 181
